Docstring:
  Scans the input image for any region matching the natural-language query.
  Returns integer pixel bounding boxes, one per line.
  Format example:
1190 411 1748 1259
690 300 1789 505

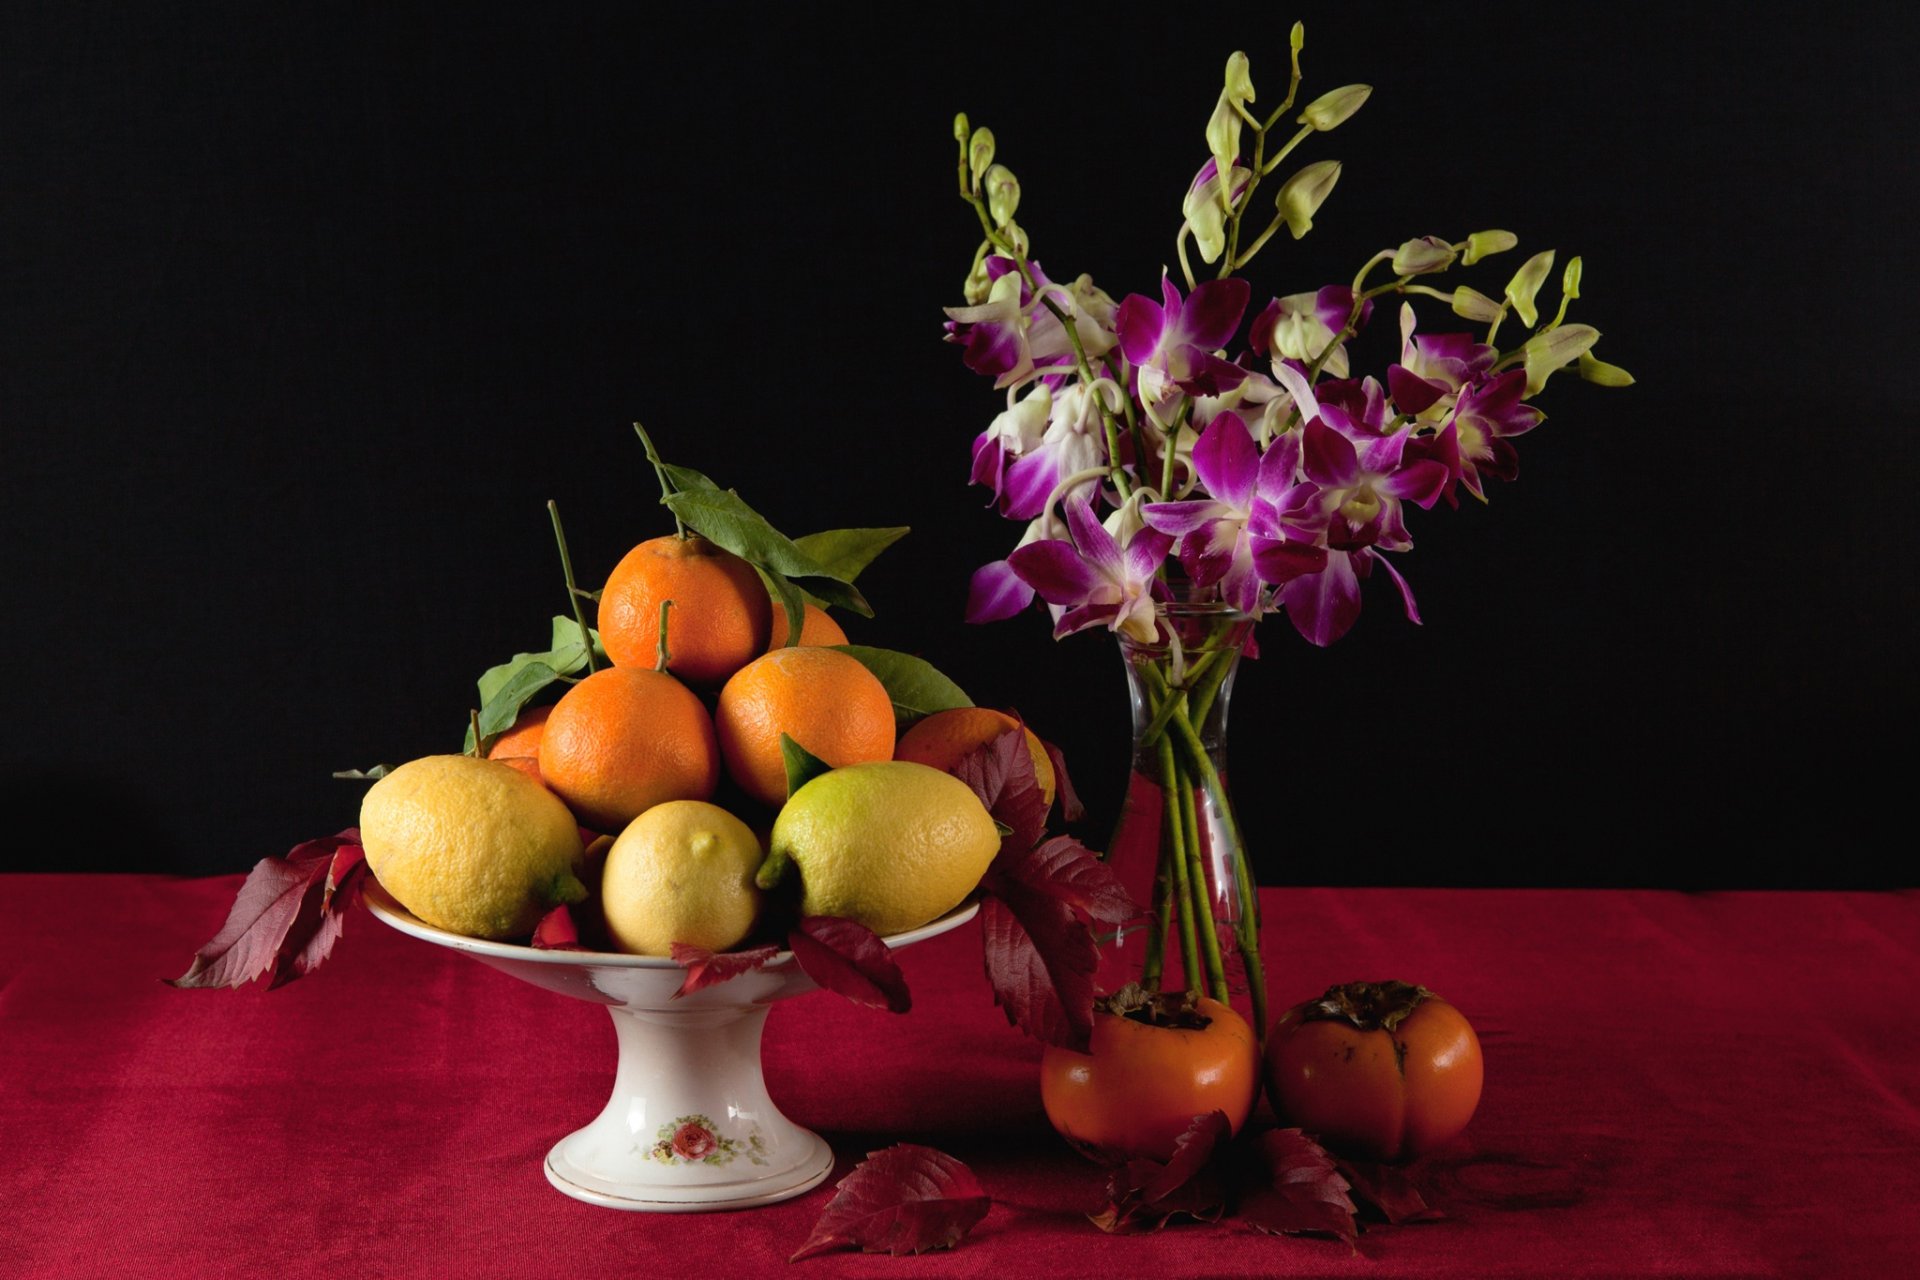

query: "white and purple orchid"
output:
943 47 1626 651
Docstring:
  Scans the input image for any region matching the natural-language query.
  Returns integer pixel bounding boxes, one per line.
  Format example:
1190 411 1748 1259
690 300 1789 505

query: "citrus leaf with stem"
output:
781 733 834 799
793 527 910 582
663 487 874 616
828 646 972 729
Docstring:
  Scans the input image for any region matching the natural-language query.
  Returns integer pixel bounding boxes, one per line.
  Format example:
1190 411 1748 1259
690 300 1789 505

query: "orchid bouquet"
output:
942 27 1629 1031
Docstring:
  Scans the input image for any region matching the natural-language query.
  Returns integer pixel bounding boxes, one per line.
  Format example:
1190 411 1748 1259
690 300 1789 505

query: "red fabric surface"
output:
2 876 1916 1278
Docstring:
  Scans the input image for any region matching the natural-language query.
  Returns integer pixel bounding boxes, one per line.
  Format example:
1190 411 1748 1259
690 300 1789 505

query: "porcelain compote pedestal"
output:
366 882 977 1212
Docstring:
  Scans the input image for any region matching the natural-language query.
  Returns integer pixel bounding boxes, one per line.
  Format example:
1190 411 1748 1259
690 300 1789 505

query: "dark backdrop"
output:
5 4 1913 886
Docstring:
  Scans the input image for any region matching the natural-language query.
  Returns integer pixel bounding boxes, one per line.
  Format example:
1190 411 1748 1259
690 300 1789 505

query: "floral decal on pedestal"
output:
645 1114 770 1167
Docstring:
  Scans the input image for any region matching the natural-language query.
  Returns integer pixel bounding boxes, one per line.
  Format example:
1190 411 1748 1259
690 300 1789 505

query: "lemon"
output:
600 800 764 956
359 754 587 940
764 761 999 937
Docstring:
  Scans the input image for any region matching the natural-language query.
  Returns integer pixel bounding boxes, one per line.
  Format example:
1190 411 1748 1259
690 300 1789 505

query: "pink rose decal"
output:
672 1122 717 1161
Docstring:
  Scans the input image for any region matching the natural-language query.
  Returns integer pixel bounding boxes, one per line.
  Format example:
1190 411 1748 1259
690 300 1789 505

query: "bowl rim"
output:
362 879 981 968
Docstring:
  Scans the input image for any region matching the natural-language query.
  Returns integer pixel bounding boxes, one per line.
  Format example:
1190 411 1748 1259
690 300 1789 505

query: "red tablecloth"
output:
2 876 1915 1278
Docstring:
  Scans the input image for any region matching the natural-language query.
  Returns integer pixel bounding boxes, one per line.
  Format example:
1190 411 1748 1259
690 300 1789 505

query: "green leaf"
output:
829 645 972 730
780 733 835 799
466 661 567 752
476 617 595 706
792 527 910 583
634 423 720 495
754 563 808 653
666 487 876 617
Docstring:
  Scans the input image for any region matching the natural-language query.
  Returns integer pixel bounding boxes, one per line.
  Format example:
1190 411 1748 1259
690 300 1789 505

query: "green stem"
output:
1179 768 1229 1001
654 599 673 672
1141 804 1172 990
1157 734 1200 993
1231 831 1268 1050
547 500 598 675
633 422 686 539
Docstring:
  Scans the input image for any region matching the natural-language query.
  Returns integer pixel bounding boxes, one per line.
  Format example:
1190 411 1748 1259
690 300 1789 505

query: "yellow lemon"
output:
359 755 586 940
765 761 999 937
600 800 764 956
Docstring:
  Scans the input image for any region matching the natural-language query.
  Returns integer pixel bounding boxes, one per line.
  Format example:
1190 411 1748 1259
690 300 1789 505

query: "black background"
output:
5 4 1913 886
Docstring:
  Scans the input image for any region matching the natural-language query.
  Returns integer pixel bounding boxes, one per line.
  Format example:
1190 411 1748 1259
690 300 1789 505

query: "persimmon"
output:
1040 988 1259 1163
1265 980 1483 1162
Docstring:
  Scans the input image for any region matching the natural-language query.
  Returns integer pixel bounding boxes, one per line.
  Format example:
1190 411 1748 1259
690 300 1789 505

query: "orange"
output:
538 666 719 832
767 602 848 650
486 705 552 785
714 647 896 808
894 707 1056 805
597 534 771 685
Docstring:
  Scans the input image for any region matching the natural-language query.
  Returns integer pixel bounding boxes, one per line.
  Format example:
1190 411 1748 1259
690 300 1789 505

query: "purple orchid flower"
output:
1251 286 1370 380
972 381 1111 519
1444 367 1542 503
1115 274 1251 412
1142 412 1308 613
944 258 1105 391
1268 546 1421 647
1008 497 1172 642
965 516 1054 624
1386 303 1496 417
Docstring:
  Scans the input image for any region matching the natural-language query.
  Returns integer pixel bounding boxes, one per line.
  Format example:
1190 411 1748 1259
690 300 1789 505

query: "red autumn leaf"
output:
788 916 911 1013
1336 1157 1445 1225
952 727 1049 860
790 1143 989 1262
168 830 369 990
978 891 1097 1052
1017 715 1085 822
531 904 585 951
669 942 780 998
1090 1111 1231 1233
998 835 1136 925
1234 1128 1359 1248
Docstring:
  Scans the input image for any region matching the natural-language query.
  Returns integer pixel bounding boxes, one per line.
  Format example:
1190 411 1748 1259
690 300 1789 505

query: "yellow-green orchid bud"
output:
1578 350 1635 387
985 163 1020 227
1462 229 1517 265
1204 54 1255 207
1450 285 1504 323
962 240 994 305
1000 218 1030 258
1562 255 1583 301
1392 235 1456 276
953 113 970 144
1290 22 1305 55
968 128 996 187
1522 323 1598 396
1276 159 1341 239
1299 83 1371 131
1504 250 1555 328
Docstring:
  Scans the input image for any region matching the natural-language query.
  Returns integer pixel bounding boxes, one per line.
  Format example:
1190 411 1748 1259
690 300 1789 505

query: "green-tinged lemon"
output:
600 800 765 956
359 754 586 940
764 760 999 937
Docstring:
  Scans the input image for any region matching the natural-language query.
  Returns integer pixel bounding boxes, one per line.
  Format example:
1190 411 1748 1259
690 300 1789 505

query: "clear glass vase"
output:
1095 601 1266 1033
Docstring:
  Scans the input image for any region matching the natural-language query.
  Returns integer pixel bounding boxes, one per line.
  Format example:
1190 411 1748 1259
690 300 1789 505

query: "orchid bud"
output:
1450 285 1504 323
1522 323 1598 396
1000 218 1030 258
1276 159 1341 239
1561 255 1583 301
1504 250 1555 328
1205 54 1255 206
968 128 996 187
1462 229 1517 265
1290 22 1304 55
985 164 1020 227
1299 83 1371 131
1392 235 1456 276
962 241 994 305
1578 350 1635 386
953 113 971 144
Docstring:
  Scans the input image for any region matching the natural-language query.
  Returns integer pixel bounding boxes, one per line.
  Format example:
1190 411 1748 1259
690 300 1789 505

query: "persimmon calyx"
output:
1097 983 1215 1031
1297 979 1434 1033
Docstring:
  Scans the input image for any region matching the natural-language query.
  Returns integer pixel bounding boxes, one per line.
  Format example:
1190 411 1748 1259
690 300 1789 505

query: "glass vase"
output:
1095 601 1266 1034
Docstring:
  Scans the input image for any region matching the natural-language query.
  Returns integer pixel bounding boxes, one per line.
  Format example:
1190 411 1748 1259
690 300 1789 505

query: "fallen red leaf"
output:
531 904 585 951
167 831 368 990
1234 1128 1359 1248
790 1143 989 1262
1336 1156 1446 1225
669 942 780 998
1091 1111 1231 1233
788 916 911 1013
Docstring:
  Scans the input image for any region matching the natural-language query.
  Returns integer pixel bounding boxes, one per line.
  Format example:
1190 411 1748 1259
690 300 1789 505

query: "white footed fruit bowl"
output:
365 881 977 1212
